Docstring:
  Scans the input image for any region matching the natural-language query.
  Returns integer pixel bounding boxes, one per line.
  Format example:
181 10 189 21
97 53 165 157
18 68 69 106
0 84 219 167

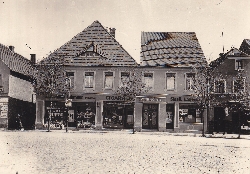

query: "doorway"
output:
142 104 158 129
214 107 225 133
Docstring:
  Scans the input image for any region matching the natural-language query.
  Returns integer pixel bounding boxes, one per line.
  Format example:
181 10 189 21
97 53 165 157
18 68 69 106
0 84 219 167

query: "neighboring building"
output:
239 39 250 55
209 47 250 133
35 21 137 130
135 32 207 132
0 44 36 129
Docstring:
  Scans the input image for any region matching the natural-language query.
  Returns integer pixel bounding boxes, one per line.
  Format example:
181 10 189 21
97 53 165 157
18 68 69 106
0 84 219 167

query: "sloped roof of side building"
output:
239 39 250 55
0 43 33 76
140 32 207 67
46 21 137 66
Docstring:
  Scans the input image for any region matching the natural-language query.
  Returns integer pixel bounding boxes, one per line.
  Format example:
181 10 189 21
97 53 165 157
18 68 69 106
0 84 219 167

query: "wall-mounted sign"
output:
106 96 134 101
170 96 192 102
0 102 8 118
139 97 164 102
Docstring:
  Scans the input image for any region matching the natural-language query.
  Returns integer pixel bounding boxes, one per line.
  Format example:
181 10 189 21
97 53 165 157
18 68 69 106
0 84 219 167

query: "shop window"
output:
66 72 75 89
235 59 243 70
179 104 200 123
120 72 130 86
233 78 245 93
143 72 153 89
166 73 176 90
214 80 226 93
84 72 94 88
104 72 114 89
185 73 195 91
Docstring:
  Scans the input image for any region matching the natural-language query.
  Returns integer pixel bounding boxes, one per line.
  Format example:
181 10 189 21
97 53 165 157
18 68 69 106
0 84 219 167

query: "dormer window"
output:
235 59 243 70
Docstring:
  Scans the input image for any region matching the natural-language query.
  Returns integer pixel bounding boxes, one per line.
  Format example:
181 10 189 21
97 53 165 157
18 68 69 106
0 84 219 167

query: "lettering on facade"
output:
106 96 134 101
139 97 163 102
170 96 192 102
0 102 8 118
85 97 96 100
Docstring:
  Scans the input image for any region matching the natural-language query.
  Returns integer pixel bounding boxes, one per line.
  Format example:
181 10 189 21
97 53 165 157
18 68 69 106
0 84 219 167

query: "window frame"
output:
232 77 246 93
143 71 154 91
213 79 226 94
83 71 95 90
185 73 195 91
165 72 176 91
66 71 76 90
103 71 115 90
120 71 130 87
235 59 244 70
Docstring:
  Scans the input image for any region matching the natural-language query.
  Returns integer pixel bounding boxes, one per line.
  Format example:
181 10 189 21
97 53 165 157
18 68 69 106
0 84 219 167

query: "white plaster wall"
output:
8 75 34 102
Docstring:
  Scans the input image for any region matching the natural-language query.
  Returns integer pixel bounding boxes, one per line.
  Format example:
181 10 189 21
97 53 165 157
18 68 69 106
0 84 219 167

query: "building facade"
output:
36 21 208 132
209 47 250 133
0 44 36 129
135 32 207 132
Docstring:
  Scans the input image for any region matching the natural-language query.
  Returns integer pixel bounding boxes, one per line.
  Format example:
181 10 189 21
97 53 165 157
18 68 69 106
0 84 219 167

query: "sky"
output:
0 0 250 63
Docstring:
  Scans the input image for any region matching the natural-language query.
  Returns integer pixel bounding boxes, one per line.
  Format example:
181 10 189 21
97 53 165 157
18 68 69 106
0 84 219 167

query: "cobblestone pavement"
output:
0 130 250 174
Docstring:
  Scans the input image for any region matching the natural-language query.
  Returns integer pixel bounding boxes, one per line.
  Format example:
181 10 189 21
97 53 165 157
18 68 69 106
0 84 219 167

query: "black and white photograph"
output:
0 0 250 173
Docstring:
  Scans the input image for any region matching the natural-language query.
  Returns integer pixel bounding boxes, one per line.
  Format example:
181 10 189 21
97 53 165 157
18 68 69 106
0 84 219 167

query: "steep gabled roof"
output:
47 21 137 66
140 32 207 67
239 39 250 55
209 47 250 69
0 43 33 76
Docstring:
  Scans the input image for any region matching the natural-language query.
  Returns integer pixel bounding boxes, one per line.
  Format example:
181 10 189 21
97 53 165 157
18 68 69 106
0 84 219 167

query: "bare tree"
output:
228 70 250 138
33 53 69 132
190 65 211 136
115 67 150 134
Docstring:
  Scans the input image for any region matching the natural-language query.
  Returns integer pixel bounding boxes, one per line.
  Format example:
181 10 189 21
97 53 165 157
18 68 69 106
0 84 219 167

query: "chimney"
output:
30 54 36 65
9 46 15 52
109 28 116 38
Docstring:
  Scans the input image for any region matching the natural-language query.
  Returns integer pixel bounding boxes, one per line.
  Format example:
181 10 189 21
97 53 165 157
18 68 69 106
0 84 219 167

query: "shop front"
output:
167 95 203 132
43 95 96 129
103 101 134 129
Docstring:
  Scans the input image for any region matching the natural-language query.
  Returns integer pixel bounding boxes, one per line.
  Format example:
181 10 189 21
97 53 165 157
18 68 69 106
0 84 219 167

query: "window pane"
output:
85 72 94 88
144 73 153 88
66 72 74 88
121 72 130 86
166 73 175 90
105 72 113 88
186 73 195 90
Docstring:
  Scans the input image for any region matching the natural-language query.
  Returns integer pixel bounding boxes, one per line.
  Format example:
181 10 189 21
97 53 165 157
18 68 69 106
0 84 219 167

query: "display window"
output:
103 101 134 129
76 102 96 128
45 101 67 128
179 103 200 123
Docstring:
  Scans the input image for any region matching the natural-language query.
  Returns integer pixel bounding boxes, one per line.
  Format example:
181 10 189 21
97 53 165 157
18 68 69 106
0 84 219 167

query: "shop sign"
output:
106 96 134 101
85 96 95 100
170 96 192 102
0 102 8 118
139 97 163 102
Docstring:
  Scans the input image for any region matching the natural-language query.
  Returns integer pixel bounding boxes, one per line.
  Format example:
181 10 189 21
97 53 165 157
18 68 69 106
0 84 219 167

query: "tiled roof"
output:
209 47 250 69
0 43 33 76
47 21 137 66
239 39 250 55
140 32 207 67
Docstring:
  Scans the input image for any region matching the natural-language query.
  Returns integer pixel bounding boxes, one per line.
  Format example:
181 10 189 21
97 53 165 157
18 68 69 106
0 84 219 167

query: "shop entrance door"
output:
142 104 158 129
214 107 225 133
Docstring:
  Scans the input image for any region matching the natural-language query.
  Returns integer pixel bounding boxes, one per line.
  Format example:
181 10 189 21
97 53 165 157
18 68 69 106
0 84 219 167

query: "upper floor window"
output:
66 72 74 89
143 72 153 89
84 72 94 88
235 59 243 70
214 80 226 93
104 72 114 89
233 78 245 93
166 73 176 90
120 72 130 86
186 73 195 90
